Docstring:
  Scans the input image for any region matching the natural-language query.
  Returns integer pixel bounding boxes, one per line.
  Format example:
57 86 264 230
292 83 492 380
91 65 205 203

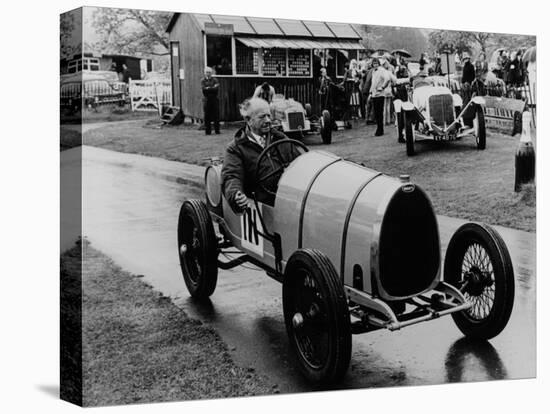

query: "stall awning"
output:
236 37 364 50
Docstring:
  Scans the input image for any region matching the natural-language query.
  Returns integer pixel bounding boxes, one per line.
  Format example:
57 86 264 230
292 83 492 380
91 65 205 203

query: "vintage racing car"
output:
270 96 333 144
395 77 487 156
177 140 515 384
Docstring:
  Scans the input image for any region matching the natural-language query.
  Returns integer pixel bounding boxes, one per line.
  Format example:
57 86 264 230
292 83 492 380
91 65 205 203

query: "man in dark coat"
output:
461 55 475 85
318 67 332 111
201 67 220 135
222 98 296 213
506 51 523 87
461 55 476 103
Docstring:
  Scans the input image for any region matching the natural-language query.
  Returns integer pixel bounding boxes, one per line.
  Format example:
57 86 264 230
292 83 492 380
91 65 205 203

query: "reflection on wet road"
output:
68 146 536 393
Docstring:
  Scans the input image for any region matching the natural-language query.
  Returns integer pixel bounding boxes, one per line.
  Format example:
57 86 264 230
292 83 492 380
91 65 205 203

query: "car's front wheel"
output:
283 249 351 384
444 223 515 340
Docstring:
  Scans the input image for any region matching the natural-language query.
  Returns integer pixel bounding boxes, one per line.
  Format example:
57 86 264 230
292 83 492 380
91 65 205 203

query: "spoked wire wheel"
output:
459 242 495 321
177 200 218 298
283 249 351 383
444 223 514 339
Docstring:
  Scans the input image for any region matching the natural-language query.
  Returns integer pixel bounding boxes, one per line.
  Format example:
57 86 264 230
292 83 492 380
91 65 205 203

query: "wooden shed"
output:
166 12 365 121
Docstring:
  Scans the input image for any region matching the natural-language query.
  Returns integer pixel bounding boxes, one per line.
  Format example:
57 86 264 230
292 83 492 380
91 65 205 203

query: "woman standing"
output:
475 52 489 80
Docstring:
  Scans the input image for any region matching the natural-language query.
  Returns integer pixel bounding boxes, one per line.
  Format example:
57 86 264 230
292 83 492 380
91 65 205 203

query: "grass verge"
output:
63 242 275 406
62 106 158 125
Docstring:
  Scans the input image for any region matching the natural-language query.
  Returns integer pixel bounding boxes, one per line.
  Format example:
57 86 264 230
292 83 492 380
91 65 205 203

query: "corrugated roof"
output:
326 22 360 38
167 12 361 40
193 14 214 28
276 19 311 37
210 14 255 34
247 17 284 36
302 20 335 38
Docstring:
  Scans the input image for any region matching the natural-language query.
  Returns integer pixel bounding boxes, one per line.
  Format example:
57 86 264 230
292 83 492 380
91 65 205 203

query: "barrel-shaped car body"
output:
272 151 440 301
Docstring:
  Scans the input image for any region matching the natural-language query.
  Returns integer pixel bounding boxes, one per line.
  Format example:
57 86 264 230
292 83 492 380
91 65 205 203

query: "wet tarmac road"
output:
65 146 536 393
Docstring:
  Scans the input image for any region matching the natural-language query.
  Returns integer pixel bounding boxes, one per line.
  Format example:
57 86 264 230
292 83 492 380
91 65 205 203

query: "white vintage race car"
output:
394 78 486 156
270 96 332 144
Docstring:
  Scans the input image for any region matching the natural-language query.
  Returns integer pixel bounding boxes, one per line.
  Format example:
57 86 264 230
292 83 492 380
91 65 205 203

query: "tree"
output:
60 10 81 59
429 29 535 57
489 33 535 51
467 32 493 53
359 25 428 59
91 8 171 56
428 30 472 54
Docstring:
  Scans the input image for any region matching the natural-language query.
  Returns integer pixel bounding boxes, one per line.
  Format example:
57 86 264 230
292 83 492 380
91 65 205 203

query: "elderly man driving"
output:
221 98 291 213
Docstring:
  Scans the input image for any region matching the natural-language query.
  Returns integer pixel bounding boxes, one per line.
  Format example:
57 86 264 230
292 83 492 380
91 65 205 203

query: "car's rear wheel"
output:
444 223 514 340
404 112 415 156
320 110 332 145
283 249 351 384
474 105 486 150
177 200 218 299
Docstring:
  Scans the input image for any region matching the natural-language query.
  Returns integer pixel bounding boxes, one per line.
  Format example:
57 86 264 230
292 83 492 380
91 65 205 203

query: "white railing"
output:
129 80 172 114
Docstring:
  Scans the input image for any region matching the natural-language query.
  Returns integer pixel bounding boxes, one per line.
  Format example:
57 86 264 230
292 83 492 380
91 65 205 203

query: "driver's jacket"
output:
222 126 289 213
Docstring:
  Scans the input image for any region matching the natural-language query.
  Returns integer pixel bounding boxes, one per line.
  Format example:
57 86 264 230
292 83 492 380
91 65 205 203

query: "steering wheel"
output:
255 139 309 197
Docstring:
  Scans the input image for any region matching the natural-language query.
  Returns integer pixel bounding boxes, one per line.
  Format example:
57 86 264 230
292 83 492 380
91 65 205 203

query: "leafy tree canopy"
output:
359 25 428 60
90 8 171 56
60 10 81 59
429 29 535 57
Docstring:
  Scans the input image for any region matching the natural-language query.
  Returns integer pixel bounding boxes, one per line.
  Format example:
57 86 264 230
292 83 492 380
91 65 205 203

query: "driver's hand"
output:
234 191 250 211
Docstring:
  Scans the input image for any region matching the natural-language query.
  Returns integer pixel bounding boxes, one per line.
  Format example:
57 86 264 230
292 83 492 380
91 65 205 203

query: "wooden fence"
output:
129 80 172 114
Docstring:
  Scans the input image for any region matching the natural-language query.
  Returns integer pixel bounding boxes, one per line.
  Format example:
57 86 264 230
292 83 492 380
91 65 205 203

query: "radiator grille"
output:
287 111 305 130
428 94 454 126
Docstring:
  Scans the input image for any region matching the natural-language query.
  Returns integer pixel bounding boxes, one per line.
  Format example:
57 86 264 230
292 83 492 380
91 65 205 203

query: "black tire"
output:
444 223 515 340
320 110 332 145
177 199 218 298
305 103 312 118
474 105 486 150
512 111 522 136
283 249 351 384
397 110 405 143
404 112 415 156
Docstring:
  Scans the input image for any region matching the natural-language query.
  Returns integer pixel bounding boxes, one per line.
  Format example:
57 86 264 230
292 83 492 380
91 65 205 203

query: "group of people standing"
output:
461 48 530 100
109 62 132 84
320 55 411 137
461 50 527 87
